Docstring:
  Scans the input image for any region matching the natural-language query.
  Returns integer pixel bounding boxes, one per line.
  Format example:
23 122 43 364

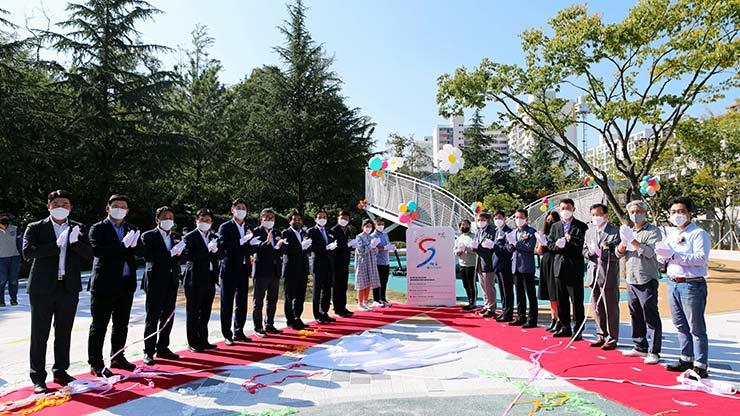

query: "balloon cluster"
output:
539 197 555 213
583 176 596 186
368 156 388 177
470 201 483 215
357 199 368 210
398 200 419 224
640 175 661 197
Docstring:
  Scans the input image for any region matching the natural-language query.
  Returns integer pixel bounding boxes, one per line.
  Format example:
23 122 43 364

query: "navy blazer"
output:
329 223 353 265
281 227 309 280
506 225 537 274
306 226 334 276
547 218 588 282
138 228 182 293
217 219 252 282
491 225 513 274
182 230 219 289
88 218 138 294
251 226 282 279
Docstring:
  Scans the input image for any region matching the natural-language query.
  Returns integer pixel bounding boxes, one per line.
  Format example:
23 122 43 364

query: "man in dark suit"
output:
506 209 538 328
307 210 337 324
23 190 93 393
217 198 256 346
138 206 184 365
330 210 354 317
281 212 311 330
182 208 220 353
251 209 285 337
583 203 621 350
87 194 139 376
470 212 497 318
491 210 514 322
547 198 588 340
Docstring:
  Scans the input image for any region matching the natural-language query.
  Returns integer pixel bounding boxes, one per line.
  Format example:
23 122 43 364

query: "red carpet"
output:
0 305 427 416
427 307 740 416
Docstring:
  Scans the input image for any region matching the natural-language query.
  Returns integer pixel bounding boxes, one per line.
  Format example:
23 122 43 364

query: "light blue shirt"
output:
372 231 391 266
662 222 711 279
111 219 132 277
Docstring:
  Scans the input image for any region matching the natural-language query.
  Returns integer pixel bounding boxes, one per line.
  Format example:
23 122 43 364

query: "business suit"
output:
583 223 621 345
23 217 93 384
138 228 182 356
87 218 138 369
472 223 497 312
217 219 251 340
330 223 353 315
507 225 538 324
182 229 219 349
547 217 588 333
492 224 514 320
307 225 334 320
281 227 309 326
251 226 282 330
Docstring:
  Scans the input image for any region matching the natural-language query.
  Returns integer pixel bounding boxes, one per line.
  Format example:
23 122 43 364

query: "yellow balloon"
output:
399 203 408 213
539 204 547 212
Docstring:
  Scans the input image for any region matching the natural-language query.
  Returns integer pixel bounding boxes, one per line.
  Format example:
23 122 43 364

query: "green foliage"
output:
385 132 432 178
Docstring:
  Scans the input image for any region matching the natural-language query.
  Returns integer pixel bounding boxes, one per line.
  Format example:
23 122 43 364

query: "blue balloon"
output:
368 156 383 171
407 200 417 212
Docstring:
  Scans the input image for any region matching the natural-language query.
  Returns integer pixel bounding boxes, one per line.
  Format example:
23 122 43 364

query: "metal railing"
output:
508 186 606 231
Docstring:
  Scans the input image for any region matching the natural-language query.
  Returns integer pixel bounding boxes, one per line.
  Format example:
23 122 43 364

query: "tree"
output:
512 135 580 202
386 133 432 178
461 109 502 170
437 0 739 219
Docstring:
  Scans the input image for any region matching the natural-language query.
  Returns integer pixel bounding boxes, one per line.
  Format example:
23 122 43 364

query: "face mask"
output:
363 227 372 234
338 219 349 227
476 220 488 229
234 209 247 220
376 225 385 232
629 213 646 224
494 219 505 228
515 218 527 227
291 222 302 230
50 207 70 221
670 214 688 227
159 219 174 231
110 207 128 220
316 218 327 227
0 218 9 225
460 226 470 233
262 220 274 229
560 209 573 220
197 222 211 232
591 215 606 227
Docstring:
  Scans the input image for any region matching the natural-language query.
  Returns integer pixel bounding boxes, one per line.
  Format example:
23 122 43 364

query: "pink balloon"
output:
399 213 410 224
381 160 389 169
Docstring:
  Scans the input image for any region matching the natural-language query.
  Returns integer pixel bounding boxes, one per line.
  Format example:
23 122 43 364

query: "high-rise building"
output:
585 128 672 174
431 115 510 171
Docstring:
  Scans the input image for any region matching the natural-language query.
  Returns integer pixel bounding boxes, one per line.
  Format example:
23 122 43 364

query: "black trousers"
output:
88 286 135 368
143 286 178 355
460 266 477 305
332 258 350 314
29 281 78 383
515 271 538 323
627 280 662 354
556 277 585 330
312 268 333 319
373 264 390 302
185 284 215 348
253 277 279 329
220 267 248 339
284 275 307 324
495 270 515 319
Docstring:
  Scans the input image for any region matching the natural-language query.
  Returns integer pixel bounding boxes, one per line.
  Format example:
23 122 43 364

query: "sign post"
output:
405 226 456 306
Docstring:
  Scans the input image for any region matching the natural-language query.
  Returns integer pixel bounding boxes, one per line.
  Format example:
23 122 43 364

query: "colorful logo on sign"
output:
417 238 437 268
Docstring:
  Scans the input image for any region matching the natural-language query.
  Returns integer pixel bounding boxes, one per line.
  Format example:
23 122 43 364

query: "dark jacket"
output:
491 224 513 274
182 229 219 289
251 226 282 279
88 218 138 294
547 218 588 281
507 225 537 274
23 217 93 296
472 224 496 272
217 219 252 282
330 223 353 265
306 226 334 276
281 227 309 280
138 227 182 293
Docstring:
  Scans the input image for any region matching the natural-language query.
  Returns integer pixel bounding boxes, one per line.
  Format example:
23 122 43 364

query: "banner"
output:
406 226 456 306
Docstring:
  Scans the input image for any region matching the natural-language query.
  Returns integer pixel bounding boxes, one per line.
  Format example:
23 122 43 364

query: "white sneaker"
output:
382 301 392 307
622 349 647 357
644 354 660 365
370 301 383 308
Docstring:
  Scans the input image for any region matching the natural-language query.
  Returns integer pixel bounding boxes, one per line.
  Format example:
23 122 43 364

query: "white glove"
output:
347 238 359 248
468 240 479 250
370 238 381 249
69 226 80 244
240 232 253 245
535 232 548 246
207 239 219 253
170 241 186 257
249 237 262 246
122 230 137 248
301 238 313 250
326 241 338 251
555 237 566 249
56 228 69 247
619 225 635 245
130 230 140 248
481 239 495 249
386 244 397 252
276 238 287 248
506 231 517 245
655 241 675 259
587 241 602 258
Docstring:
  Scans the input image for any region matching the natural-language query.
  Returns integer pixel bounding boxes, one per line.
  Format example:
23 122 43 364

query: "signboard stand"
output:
405 226 456 306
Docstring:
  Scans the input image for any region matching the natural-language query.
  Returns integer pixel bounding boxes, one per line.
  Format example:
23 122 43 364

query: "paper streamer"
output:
241 363 328 394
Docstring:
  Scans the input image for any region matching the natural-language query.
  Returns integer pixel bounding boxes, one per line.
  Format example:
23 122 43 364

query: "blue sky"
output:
5 0 737 151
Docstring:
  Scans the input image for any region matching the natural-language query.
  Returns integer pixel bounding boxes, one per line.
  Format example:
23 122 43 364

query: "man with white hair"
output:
616 200 663 365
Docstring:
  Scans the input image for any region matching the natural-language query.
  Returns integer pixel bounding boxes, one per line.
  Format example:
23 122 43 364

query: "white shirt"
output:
158 227 172 250
200 231 213 270
292 227 303 242
50 218 69 278
663 222 711 279
236 221 246 238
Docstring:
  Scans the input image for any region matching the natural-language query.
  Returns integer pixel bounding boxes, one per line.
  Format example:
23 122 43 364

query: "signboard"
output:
406 226 456 306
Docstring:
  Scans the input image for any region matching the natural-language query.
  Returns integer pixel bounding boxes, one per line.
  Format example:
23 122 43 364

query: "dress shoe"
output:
265 325 283 335
254 328 267 338
52 371 76 386
337 310 354 317
143 354 156 365
187 345 204 353
495 315 512 322
690 367 709 379
324 315 337 323
547 321 562 333
224 338 235 346
296 320 309 329
291 322 304 330
666 359 693 372
509 319 526 326
317 316 332 324
590 339 606 348
10 300 18 306
522 322 538 329
110 357 136 371
90 366 114 378
157 349 180 360
481 310 497 318
33 381 48 394
545 319 557 331
553 328 573 338
601 342 617 351
234 333 251 342
203 343 218 350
